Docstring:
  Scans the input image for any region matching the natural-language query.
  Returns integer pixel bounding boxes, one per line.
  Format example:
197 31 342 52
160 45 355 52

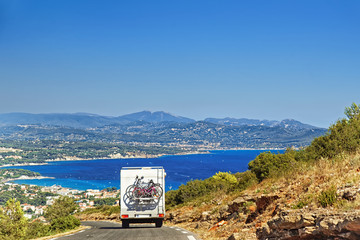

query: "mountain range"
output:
0 111 327 149
0 111 194 128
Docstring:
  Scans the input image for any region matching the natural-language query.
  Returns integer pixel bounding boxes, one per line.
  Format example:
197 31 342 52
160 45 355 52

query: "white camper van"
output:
120 166 165 228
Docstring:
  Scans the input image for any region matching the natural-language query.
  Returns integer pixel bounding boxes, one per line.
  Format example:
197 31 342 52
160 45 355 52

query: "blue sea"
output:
5 150 283 192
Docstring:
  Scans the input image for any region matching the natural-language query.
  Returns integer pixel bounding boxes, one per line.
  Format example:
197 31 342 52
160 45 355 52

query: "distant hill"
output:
205 117 279 127
116 111 195 124
0 111 195 128
205 117 317 130
0 111 326 148
0 113 118 128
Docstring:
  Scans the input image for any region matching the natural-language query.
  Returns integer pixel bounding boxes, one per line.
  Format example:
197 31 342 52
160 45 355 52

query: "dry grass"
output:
255 152 360 210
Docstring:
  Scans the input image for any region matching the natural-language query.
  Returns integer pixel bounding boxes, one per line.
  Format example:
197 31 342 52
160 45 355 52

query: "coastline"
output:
0 150 208 167
0 148 282 169
0 162 48 168
0 149 284 169
1 175 55 184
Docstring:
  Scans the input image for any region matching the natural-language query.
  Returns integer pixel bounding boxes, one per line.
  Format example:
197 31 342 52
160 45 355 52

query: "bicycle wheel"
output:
133 187 143 199
152 184 163 199
125 185 135 200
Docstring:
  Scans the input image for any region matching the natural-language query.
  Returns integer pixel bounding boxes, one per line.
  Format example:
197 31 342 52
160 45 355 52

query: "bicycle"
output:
125 175 163 201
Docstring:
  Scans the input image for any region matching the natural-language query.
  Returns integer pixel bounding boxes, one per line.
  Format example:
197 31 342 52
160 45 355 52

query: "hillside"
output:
165 153 360 239
0 111 326 149
0 140 186 166
163 103 360 239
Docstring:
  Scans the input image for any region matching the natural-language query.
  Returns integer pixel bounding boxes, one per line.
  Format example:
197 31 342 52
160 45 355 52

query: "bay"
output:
6 150 283 191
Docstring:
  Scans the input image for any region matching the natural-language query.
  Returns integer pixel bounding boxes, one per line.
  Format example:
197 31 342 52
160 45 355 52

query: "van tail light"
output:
121 215 129 218
159 214 164 218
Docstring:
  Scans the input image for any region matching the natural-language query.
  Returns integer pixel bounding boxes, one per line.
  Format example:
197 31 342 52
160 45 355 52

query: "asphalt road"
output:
53 221 200 240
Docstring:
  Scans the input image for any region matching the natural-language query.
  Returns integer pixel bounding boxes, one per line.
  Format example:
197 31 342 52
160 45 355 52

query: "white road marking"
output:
182 231 188 234
187 236 196 240
49 227 88 239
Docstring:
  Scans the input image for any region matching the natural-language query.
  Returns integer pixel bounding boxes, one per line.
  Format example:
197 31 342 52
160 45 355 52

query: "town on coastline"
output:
0 169 120 220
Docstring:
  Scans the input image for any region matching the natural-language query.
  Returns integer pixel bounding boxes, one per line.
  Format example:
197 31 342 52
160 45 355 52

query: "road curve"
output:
54 221 200 240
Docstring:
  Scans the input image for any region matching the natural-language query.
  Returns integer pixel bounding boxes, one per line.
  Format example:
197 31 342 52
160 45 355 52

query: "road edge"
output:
34 225 91 240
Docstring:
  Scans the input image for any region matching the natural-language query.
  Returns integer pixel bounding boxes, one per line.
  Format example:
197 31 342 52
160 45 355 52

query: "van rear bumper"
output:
121 217 164 224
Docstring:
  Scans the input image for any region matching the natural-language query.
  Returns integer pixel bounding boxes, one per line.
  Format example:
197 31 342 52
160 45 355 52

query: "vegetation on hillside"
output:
0 196 79 240
166 171 258 208
0 169 40 180
165 103 360 210
0 140 185 166
248 103 360 182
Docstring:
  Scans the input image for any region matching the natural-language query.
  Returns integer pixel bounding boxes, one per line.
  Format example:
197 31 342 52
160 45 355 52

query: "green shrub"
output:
318 186 338 208
165 171 243 208
27 220 51 239
248 151 297 181
234 171 258 190
213 171 237 185
94 197 117 206
50 215 80 232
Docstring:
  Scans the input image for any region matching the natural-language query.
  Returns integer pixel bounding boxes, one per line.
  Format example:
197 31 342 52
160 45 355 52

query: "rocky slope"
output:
165 153 360 240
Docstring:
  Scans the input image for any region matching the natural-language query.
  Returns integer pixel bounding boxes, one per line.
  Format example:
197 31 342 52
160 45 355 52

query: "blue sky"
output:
1 0 359 128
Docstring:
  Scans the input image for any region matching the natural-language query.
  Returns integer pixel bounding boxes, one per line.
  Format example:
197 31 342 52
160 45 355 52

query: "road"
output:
54 221 200 240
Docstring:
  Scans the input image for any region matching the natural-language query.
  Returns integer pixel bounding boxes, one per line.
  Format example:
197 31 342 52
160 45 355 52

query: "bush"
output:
94 197 117 206
248 151 297 181
213 171 238 185
165 171 244 208
50 215 80 232
318 186 338 208
234 171 258 190
27 220 51 239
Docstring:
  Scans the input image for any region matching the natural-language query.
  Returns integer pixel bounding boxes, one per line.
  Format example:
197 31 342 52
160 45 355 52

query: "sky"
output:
0 0 359 128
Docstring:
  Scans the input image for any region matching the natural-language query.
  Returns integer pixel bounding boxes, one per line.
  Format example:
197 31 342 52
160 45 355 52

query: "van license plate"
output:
135 214 151 218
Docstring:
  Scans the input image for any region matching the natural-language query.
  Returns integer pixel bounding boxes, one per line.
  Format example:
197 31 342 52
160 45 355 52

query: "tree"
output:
45 196 78 222
0 198 28 240
345 102 360 120
305 103 360 159
45 196 80 232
